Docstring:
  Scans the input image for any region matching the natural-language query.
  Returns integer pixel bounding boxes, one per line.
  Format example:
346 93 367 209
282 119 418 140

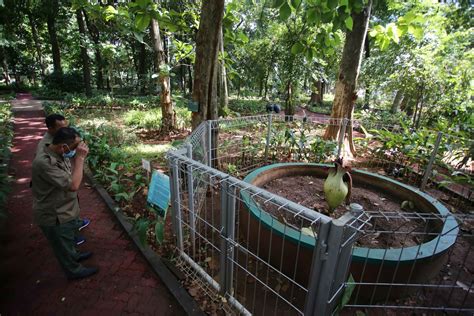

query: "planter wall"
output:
240 163 458 301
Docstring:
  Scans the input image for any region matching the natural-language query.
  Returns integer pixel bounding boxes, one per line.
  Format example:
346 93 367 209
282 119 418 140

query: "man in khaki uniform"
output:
32 127 98 279
36 114 91 245
36 114 68 157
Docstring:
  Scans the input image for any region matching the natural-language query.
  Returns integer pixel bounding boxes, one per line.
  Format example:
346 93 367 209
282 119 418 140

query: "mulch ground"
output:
0 95 184 315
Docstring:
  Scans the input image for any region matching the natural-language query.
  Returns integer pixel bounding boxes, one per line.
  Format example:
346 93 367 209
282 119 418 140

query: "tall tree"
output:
76 8 92 96
324 1 372 156
217 26 229 115
84 11 104 90
28 13 46 77
150 15 176 133
191 0 225 129
45 0 62 74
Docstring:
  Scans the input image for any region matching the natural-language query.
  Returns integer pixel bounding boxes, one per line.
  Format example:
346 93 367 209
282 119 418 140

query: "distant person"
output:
32 127 98 280
36 114 91 245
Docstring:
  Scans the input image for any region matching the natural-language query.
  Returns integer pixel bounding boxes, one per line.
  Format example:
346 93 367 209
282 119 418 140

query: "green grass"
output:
122 143 174 165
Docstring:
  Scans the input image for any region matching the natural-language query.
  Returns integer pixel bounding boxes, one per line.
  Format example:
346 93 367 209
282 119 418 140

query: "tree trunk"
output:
191 0 225 129
285 80 295 117
150 18 176 133
187 63 193 94
0 47 10 85
308 80 323 106
237 77 241 100
76 9 92 97
263 69 270 100
138 42 147 94
218 26 229 116
363 34 370 108
391 90 403 113
46 0 62 75
28 14 46 77
84 12 104 90
324 1 372 157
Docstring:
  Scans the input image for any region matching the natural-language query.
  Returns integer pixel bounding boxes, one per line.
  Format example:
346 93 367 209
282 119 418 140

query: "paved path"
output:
0 95 184 315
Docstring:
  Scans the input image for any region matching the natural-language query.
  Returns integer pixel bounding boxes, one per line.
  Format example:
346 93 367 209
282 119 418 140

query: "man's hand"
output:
76 142 89 160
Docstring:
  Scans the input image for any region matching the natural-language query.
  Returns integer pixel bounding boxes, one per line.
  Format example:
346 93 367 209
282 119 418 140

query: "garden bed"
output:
263 175 430 248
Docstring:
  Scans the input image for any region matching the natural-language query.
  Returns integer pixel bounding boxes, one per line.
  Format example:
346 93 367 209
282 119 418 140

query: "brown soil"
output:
263 175 432 248
136 128 190 144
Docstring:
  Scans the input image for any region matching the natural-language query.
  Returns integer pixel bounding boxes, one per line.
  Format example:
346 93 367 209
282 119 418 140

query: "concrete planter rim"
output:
241 163 458 263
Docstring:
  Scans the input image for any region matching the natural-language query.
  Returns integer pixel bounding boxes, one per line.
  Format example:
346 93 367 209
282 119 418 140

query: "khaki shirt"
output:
32 145 80 226
35 132 54 157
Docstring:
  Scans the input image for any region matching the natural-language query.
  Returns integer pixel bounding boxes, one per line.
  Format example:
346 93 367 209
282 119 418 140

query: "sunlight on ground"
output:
122 143 172 164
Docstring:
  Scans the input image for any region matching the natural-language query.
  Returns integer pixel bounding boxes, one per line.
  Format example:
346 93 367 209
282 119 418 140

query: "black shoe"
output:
67 267 98 280
77 251 93 262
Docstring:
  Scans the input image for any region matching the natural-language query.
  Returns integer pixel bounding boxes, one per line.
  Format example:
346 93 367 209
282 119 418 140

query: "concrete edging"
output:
84 168 204 316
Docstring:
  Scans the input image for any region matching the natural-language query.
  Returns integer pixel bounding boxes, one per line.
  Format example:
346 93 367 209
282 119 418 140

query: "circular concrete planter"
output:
240 163 458 301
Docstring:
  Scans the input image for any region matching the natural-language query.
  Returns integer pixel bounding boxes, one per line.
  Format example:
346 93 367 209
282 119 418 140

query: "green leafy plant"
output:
0 102 13 218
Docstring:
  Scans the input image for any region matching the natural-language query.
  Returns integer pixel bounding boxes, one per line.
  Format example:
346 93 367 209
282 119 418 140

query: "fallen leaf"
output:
189 286 200 297
457 281 474 293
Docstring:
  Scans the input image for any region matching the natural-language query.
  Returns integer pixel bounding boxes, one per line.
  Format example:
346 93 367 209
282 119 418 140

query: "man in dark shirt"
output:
32 127 98 279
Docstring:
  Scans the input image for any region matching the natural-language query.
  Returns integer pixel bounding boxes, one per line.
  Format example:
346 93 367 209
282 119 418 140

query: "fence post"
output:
420 132 443 191
337 119 348 158
304 214 357 315
219 178 237 296
207 120 212 167
169 158 184 250
264 113 273 161
186 143 196 256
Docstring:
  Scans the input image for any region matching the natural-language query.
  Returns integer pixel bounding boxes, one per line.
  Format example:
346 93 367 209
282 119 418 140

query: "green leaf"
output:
341 274 356 307
290 0 302 9
136 0 150 9
155 220 164 244
237 32 249 44
345 16 353 31
306 8 320 24
279 2 292 20
135 14 151 32
272 0 286 8
133 32 145 43
291 42 304 54
104 5 117 20
339 0 349 7
134 218 150 246
305 48 314 60
327 0 338 10
379 37 390 51
321 11 334 23
387 23 399 43
409 25 423 40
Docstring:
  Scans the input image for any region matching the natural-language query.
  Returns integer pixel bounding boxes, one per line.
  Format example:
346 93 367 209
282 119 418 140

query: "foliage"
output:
0 102 12 218
43 71 85 93
65 94 161 110
228 98 272 115
123 106 191 130
269 121 338 163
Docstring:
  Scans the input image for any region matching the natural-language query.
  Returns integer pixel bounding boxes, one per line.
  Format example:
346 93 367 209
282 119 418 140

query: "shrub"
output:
43 71 85 93
0 102 13 215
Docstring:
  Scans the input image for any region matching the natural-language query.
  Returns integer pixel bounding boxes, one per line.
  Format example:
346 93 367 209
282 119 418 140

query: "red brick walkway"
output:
0 96 184 315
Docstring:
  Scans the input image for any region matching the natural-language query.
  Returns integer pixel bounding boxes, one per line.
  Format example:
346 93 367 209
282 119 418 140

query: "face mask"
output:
62 145 76 158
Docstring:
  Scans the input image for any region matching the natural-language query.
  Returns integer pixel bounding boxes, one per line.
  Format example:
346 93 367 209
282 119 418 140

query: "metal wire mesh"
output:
167 114 473 314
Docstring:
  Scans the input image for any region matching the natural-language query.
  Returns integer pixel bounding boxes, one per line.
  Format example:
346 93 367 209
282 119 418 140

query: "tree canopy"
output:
0 0 471 136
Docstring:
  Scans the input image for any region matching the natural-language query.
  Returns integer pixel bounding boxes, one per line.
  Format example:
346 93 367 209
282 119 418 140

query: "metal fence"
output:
167 114 473 315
